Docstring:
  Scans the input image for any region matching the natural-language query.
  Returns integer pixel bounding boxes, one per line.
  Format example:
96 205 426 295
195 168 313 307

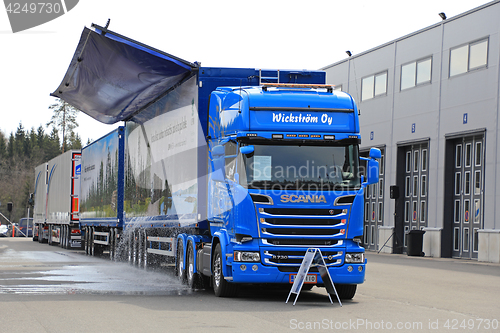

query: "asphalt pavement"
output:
1 237 499 332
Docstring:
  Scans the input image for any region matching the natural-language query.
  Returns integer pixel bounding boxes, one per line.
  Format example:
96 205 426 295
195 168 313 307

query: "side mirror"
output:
369 147 382 159
362 148 381 186
240 145 254 156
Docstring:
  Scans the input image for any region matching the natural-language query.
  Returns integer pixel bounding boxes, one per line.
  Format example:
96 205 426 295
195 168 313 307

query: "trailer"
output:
52 23 380 298
33 150 82 248
79 127 125 258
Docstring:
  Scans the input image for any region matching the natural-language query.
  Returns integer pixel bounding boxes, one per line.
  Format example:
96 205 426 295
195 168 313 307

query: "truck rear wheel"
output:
334 284 357 300
186 241 203 289
212 243 238 297
176 240 187 283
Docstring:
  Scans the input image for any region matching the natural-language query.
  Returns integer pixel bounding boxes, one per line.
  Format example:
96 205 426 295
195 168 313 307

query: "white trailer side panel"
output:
46 150 81 224
33 163 48 224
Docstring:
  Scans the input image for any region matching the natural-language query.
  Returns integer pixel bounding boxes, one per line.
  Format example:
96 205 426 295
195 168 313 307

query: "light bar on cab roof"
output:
261 83 335 92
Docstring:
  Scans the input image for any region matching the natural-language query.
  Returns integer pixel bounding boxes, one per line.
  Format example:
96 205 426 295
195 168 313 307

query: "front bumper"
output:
230 260 366 285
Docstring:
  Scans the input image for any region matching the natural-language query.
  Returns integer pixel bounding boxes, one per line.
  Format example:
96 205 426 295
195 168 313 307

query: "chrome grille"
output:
263 249 342 266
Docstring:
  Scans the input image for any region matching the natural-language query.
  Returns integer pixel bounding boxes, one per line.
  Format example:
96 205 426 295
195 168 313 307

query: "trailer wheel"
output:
212 243 238 297
127 232 133 264
38 225 43 243
140 230 148 270
109 228 115 261
84 227 89 255
59 226 64 248
132 230 138 266
90 227 95 256
62 226 68 249
176 239 187 283
186 241 202 289
63 226 67 249
333 284 357 300
137 230 144 268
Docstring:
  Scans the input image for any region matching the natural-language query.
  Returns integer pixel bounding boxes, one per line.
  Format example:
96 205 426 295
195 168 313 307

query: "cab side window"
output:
224 141 237 181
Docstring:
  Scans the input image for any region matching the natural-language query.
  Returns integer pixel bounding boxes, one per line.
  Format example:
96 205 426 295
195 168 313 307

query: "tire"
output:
63 226 67 248
38 225 43 243
127 232 133 264
141 230 148 270
176 240 187 283
63 226 68 249
334 284 357 300
85 227 90 256
301 284 314 291
109 228 115 261
58 226 62 247
137 230 144 268
212 243 238 297
132 231 138 266
186 241 203 289
48 225 52 245
90 227 95 256
33 225 38 242
84 227 89 255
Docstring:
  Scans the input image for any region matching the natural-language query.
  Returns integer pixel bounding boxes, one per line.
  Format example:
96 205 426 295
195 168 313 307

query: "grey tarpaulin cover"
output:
51 24 197 124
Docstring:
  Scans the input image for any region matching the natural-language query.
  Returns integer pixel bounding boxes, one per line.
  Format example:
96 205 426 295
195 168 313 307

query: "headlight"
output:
345 252 365 263
234 251 260 262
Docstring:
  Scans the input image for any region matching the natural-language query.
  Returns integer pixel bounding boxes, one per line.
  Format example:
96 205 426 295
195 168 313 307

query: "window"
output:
450 38 488 77
401 57 432 90
361 71 387 101
224 141 237 181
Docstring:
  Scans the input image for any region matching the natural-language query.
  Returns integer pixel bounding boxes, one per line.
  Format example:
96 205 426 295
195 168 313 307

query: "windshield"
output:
239 143 360 191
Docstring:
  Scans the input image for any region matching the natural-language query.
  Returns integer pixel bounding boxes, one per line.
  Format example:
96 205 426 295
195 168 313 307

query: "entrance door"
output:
402 143 429 251
451 136 483 259
362 147 385 251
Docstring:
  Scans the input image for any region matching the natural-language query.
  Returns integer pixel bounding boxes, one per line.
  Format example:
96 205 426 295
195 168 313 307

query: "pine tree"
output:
66 130 82 150
47 98 79 153
0 131 6 159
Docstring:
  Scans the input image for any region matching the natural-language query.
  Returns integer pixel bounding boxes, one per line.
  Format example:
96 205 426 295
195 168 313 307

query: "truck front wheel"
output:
334 284 357 300
212 243 238 297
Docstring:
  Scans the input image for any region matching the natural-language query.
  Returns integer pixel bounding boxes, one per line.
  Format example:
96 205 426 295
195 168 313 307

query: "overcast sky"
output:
0 0 491 144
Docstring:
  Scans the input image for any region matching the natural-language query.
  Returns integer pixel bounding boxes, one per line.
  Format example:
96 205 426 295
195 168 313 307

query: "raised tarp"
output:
51 24 197 124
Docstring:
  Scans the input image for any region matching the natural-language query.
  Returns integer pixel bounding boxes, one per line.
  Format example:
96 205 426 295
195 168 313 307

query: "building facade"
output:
323 0 500 262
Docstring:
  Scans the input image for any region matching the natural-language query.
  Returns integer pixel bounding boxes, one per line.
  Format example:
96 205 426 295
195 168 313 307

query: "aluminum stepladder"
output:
286 248 342 306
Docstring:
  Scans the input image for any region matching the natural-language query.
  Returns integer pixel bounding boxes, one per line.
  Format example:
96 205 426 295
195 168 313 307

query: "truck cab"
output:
206 83 380 297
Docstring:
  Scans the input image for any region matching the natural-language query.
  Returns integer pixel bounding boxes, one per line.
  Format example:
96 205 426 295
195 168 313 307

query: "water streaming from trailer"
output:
0 247 190 296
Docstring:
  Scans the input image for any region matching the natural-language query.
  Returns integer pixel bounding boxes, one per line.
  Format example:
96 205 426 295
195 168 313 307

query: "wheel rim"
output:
187 246 194 283
177 242 184 280
213 253 221 288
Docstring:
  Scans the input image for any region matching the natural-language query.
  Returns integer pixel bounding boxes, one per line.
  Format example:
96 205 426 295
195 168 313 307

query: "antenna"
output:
346 51 361 112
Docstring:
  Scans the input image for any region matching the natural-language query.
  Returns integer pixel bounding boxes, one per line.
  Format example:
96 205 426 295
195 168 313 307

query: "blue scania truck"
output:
52 23 380 298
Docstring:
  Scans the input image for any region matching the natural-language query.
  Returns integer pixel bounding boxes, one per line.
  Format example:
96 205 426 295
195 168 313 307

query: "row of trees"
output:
0 100 83 225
